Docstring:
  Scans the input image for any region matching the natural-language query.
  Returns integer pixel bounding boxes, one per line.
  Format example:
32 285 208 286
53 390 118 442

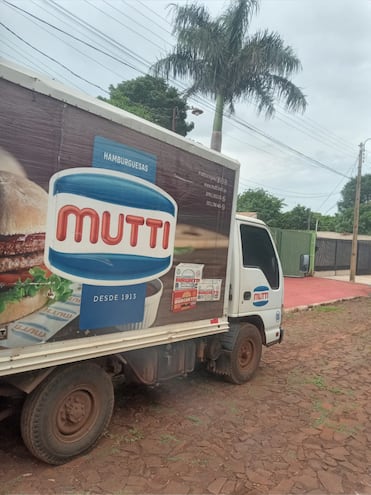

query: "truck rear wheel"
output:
221 323 262 384
20 362 114 465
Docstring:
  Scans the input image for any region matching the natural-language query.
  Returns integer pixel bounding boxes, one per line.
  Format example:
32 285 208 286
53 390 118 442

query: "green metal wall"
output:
270 228 316 277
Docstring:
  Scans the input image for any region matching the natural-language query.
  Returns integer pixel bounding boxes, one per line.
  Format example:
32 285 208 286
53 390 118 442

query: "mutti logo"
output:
45 168 178 286
252 286 269 307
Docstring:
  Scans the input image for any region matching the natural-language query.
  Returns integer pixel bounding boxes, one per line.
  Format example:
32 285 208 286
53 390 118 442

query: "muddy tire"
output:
220 323 262 384
20 363 114 465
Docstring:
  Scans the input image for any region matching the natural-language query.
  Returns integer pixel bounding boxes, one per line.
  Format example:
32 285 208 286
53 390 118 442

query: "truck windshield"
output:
240 224 280 289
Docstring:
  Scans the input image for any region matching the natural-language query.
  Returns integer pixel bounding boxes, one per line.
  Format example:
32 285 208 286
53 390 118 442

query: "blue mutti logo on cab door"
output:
45 168 178 286
253 286 269 307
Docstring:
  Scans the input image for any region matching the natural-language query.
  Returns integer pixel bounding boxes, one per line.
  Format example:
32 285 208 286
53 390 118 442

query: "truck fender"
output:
5 367 56 394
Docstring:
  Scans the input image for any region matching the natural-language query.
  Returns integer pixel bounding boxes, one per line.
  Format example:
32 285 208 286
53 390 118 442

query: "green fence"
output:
270 228 316 277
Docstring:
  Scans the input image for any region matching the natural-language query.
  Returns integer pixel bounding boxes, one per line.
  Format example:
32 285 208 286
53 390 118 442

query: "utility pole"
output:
172 106 178 132
349 142 364 282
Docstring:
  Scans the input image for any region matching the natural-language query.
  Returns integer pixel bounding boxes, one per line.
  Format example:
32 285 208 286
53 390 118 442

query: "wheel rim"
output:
237 339 254 370
54 388 98 442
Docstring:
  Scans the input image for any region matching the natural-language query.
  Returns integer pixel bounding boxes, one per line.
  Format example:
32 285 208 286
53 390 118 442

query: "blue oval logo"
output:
45 168 178 286
253 285 269 307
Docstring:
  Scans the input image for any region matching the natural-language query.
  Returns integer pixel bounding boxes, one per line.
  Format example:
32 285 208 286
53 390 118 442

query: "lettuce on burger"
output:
0 171 72 325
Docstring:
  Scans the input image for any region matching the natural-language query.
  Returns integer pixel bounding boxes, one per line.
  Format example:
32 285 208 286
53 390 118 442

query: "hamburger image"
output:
0 146 27 178
0 170 72 325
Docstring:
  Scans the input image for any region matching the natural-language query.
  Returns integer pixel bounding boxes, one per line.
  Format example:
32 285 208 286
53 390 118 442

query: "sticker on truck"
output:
253 286 269 307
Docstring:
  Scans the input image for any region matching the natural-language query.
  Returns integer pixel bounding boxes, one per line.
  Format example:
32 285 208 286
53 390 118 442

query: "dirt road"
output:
1 298 370 494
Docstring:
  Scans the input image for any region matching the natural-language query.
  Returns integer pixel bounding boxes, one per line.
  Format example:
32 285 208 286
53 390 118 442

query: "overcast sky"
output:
1 0 371 215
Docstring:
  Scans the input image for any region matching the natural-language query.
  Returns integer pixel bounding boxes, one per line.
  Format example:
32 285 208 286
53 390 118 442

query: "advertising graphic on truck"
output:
0 88 235 346
0 60 283 465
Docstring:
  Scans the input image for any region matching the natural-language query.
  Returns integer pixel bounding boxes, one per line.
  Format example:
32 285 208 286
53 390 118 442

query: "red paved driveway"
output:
284 276 371 310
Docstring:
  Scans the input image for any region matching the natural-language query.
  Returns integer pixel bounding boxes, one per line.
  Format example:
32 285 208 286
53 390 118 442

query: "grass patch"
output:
160 433 179 444
124 427 144 443
313 305 342 313
312 400 331 427
311 401 361 434
287 371 353 396
229 404 240 415
308 375 326 389
167 455 184 462
186 415 203 425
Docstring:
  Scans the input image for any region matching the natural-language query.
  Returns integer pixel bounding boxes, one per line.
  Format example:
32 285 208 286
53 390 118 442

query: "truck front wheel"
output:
20 362 114 465
221 323 262 384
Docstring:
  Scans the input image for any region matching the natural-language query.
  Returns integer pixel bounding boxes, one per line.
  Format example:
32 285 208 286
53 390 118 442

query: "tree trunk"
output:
210 94 224 152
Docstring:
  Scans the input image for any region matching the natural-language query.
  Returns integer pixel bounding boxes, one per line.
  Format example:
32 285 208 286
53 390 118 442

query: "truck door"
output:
237 222 283 343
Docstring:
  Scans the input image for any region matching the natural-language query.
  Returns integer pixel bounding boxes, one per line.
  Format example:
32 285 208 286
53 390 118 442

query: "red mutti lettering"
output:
56 205 171 249
254 292 269 301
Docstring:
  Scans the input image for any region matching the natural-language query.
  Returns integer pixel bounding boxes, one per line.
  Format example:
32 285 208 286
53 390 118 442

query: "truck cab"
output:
229 214 284 345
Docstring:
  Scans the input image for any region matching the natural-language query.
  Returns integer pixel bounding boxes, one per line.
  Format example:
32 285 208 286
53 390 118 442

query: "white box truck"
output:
0 59 283 464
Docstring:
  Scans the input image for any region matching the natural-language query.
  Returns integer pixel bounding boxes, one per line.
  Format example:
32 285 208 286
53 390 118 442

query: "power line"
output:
1 37 87 91
137 0 174 36
72 0 359 159
47 0 150 71
24 0 130 83
103 0 171 49
273 111 355 159
230 114 351 179
132 0 358 155
238 178 335 199
125 0 172 39
0 0 355 184
3 0 145 74
0 21 109 94
316 159 358 212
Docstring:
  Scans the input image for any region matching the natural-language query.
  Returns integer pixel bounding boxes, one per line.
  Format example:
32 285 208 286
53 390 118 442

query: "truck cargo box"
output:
0 59 239 376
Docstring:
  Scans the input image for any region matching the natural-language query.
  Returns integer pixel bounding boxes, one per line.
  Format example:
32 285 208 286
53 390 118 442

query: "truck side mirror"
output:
299 254 310 273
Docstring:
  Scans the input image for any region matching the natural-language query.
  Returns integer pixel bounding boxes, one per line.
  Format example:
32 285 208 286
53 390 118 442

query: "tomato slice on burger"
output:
0 265 52 287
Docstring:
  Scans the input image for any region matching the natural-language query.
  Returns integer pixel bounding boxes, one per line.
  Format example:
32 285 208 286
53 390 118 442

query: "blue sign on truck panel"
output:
80 283 146 329
92 135 157 183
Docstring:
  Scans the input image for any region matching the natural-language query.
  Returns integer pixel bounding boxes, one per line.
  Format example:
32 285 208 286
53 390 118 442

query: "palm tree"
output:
152 0 307 151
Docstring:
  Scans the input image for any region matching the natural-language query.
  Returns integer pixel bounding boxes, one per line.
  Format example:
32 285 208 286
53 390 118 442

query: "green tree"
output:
237 188 284 226
335 205 371 235
281 205 313 230
275 207 337 231
99 93 153 120
337 174 371 211
312 213 336 232
152 0 306 151
100 75 194 136
334 173 371 235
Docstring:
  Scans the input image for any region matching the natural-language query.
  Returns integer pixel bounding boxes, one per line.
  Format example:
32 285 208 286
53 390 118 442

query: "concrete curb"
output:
284 295 367 313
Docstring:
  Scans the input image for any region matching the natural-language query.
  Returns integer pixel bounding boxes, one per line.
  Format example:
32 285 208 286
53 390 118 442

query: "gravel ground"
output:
0 297 370 495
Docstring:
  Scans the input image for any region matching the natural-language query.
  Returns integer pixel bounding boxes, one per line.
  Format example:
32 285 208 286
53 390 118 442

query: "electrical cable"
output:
45 0 358 159
0 21 110 94
2 0 145 74
133 0 357 155
102 0 170 50
1 37 87 91
0 0 356 184
316 158 358 212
